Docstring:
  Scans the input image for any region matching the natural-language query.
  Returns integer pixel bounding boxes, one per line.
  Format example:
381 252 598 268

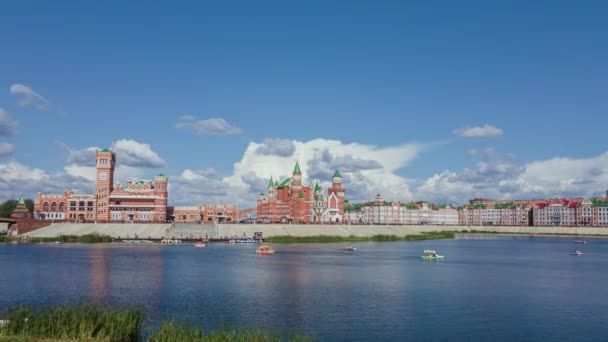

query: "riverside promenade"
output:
21 222 608 239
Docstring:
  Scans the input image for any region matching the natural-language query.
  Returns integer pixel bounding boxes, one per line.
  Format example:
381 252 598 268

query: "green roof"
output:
495 202 515 209
376 193 381 197
344 200 349 203
314 182 320 192
277 178 292 188
406 204 418 210
17 195 25 205
158 173 166 177
333 169 341 178
293 161 301 174
268 176 273 187
260 192 265 196
592 200 608 207
471 204 487 209
298 192 305 199
100 148 110 152
274 180 278 186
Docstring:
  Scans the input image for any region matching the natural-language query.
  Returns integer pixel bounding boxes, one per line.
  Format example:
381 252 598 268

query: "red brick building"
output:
256 162 346 223
35 149 169 223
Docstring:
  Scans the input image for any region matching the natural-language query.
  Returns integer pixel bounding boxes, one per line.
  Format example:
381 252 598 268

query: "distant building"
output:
257 162 346 223
458 200 532 226
35 149 169 223
168 204 239 224
345 194 458 225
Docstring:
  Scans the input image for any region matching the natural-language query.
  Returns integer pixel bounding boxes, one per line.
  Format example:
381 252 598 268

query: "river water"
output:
1 236 607 341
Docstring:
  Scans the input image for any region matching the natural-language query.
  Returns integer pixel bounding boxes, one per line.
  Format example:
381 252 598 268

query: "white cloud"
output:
64 164 96 181
255 138 296 157
210 138 426 207
176 115 243 135
454 124 504 138
466 149 478 157
9 84 50 110
0 108 19 137
110 139 166 168
0 143 15 157
416 151 608 204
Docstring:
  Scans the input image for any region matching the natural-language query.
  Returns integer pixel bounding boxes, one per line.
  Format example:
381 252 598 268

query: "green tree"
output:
0 200 17 218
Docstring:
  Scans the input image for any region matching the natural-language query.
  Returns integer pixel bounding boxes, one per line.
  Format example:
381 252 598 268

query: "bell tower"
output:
95 149 115 222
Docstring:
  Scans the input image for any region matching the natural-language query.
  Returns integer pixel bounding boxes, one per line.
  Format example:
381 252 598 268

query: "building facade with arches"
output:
35 149 169 223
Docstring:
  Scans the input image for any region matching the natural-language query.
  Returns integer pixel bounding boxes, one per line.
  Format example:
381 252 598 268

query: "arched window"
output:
59 202 64 212
51 202 57 212
43 202 49 212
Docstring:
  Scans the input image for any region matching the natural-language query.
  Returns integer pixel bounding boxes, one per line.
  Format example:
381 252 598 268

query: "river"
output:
1 236 606 341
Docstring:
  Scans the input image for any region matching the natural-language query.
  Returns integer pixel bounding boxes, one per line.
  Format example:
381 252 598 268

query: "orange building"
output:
35 149 169 223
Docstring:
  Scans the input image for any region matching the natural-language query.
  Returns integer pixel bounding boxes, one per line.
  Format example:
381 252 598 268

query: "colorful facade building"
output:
458 201 532 226
256 162 346 223
169 204 240 224
344 194 458 225
35 149 169 223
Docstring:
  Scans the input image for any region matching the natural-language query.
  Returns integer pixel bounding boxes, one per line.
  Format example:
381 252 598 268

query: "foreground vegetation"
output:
0 236 19 243
0 305 313 342
264 231 456 243
27 234 113 244
0 305 142 342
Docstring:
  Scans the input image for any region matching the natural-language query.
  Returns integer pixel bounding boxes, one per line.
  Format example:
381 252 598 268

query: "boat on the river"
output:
256 245 276 254
194 242 206 248
574 240 587 244
421 250 444 260
346 245 357 251
570 250 583 256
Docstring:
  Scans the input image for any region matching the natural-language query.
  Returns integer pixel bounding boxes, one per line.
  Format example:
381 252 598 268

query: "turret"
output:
292 161 302 188
154 173 169 194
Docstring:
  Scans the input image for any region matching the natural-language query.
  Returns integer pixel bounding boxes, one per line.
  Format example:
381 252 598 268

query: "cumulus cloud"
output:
416 150 608 204
0 161 96 201
10 84 50 110
0 143 15 157
110 139 166 168
255 138 296 157
454 124 504 138
176 115 243 135
216 138 425 206
0 109 19 137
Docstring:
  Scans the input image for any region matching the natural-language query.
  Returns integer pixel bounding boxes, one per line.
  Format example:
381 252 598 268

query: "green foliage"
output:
0 305 314 342
0 236 19 243
147 321 313 342
27 234 113 244
0 305 142 342
264 231 455 243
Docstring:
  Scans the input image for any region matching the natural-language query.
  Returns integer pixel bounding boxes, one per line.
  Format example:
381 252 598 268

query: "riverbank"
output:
264 231 456 243
0 305 313 342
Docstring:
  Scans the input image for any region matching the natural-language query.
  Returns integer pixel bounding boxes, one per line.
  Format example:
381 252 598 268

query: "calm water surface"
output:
1 236 607 341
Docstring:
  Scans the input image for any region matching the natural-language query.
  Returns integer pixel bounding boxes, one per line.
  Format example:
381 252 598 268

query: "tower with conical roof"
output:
11 195 32 219
291 161 302 189
327 169 347 222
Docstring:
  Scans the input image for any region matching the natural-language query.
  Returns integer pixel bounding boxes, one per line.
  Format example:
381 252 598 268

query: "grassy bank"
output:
0 305 314 342
27 234 113 244
264 231 456 243
0 236 19 243
461 229 608 237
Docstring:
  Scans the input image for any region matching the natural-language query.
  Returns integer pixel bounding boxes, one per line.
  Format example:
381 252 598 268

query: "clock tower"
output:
95 148 115 222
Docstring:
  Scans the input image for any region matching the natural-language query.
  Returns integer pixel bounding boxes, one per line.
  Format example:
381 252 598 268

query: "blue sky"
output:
1 1 607 207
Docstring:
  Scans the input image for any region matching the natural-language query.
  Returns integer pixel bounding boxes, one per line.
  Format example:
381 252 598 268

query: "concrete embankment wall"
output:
20 222 608 239
25 223 172 239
